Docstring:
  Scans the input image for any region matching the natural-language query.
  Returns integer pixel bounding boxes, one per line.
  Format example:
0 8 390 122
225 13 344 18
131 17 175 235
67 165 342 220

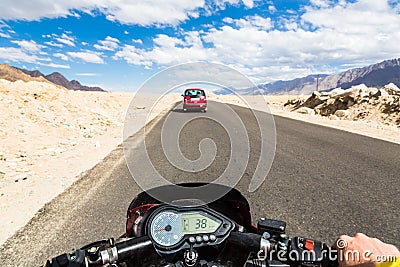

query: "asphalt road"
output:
0 101 399 266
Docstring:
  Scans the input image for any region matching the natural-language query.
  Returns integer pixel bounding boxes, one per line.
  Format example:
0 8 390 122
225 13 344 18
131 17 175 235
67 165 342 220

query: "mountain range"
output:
218 58 400 95
0 64 105 92
1 58 400 94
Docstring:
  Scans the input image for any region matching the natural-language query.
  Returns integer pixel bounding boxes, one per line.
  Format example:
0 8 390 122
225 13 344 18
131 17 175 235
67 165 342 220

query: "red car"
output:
182 88 207 112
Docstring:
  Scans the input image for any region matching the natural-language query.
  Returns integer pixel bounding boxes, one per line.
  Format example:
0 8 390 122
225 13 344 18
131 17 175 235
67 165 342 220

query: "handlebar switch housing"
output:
257 218 286 235
289 237 324 267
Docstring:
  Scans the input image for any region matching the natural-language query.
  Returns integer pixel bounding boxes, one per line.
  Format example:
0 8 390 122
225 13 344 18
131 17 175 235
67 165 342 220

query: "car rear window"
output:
185 89 205 97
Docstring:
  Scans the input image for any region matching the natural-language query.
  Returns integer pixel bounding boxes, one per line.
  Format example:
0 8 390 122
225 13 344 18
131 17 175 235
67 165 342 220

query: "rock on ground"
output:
284 83 400 127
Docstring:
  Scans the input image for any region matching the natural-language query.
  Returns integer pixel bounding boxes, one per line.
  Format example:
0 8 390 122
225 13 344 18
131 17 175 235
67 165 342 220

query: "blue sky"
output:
0 0 399 91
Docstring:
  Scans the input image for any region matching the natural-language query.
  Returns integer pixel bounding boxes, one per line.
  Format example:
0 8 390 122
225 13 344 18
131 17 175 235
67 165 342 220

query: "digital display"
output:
181 212 221 235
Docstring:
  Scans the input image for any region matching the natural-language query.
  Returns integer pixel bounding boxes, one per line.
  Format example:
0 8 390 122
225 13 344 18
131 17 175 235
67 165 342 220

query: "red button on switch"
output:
305 239 314 250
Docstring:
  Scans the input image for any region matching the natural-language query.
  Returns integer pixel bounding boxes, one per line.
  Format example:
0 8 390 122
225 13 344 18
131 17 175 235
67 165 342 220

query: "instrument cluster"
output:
147 205 234 252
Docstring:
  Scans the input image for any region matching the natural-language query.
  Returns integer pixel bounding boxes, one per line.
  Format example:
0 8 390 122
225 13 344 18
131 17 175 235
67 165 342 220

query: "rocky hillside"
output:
252 74 329 95
284 83 400 127
0 64 48 83
44 72 105 92
243 58 400 95
0 64 106 91
320 58 400 91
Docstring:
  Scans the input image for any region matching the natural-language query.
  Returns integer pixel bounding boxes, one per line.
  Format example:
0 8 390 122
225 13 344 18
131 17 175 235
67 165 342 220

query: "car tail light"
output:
184 96 191 101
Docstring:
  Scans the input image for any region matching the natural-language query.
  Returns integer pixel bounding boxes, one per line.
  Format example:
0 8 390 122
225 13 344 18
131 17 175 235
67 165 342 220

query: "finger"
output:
354 233 369 240
334 235 352 250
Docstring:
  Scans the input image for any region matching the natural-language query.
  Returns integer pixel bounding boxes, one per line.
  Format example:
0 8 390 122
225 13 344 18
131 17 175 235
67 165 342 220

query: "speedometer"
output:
150 210 183 247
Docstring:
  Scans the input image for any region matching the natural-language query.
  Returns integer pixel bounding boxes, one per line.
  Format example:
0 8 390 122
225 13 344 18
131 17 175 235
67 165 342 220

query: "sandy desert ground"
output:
0 79 180 245
0 79 399 246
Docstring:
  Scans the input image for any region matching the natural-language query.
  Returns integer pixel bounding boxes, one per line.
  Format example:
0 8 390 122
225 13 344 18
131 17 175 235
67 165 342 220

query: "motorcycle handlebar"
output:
44 232 338 267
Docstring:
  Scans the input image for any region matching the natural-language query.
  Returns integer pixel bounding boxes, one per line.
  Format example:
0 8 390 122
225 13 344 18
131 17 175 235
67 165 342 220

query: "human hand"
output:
334 233 399 267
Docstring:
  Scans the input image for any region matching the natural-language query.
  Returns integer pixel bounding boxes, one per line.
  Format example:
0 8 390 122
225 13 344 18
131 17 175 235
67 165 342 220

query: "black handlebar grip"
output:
322 244 339 267
116 236 155 262
226 232 262 253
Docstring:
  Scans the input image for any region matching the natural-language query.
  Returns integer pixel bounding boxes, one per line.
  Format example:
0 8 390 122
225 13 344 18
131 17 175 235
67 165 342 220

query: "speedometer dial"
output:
150 210 183 247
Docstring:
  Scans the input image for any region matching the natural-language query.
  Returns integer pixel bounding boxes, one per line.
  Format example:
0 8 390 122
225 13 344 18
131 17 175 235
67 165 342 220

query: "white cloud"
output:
213 0 240 9
67 51 105 64
0 0 206 27
40 62 70 69
223 15 273 30
105 36 119 43
11 40 44 53
55 33 75 47
0 21 10 29
222 17 233 23
0 47 66 69
75 73 100 76
114 32 211 67
204 0 257 15
302 0 399 34
188 10 200 19
103 0 205 26
242 0 254 8
113 46 152 67
0 0 260 26
0 41 71 69
0 47 44 63
0 23 12 38
0 1 96 21
0 32 11 38
297 0 400 63
268 5 277 13
94 36 120 51
44 41 63 48
53 53 69 61
132 39 143 45
309 0 331 8
0 38 71 68
114 0 400 83
116 25 323 81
